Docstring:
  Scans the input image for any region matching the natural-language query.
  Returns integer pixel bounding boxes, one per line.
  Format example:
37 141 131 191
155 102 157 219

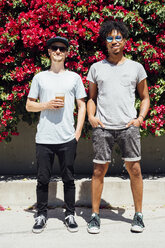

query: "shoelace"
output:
65 215 75 224
133 215 144 227
35 215 46 225
89 216 100 227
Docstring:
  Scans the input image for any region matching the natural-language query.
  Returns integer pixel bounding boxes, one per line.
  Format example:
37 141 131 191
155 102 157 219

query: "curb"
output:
0 177 165 207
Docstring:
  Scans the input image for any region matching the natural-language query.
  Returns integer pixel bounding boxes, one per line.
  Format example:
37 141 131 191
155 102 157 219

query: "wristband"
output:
139 114 144 119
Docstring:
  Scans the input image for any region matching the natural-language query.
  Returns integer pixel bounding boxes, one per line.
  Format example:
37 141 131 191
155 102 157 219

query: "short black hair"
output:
99 20 129 41
98 20 129 57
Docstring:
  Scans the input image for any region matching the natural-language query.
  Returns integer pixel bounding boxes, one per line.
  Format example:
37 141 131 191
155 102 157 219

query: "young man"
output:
26 36 86 233
87 21 150 234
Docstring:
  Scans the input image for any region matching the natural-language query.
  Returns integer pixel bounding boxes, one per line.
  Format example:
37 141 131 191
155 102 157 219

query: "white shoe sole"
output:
131 225 145 233
32 224 46 234
87 227 100 234
67 226 79 233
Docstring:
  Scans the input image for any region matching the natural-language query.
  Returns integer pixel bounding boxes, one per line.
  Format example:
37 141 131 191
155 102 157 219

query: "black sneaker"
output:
32 215 47 233
65 215 78 232
87 213 100 234
131 212 145 233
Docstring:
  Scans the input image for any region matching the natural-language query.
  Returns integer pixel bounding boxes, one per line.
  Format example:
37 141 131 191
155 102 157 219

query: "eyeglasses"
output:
106 35 123 43
50 45 67 52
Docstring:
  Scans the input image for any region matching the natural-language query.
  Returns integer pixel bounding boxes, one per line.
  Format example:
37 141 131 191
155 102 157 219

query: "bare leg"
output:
91 162 109 214
125 161 143 212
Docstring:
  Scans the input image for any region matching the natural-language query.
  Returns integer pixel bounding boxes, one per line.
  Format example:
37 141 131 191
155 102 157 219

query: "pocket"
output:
130 125 140 138
131 125 139 129
92 127 102 135
69 138 78 144
120 74 131 87
92 127 102 141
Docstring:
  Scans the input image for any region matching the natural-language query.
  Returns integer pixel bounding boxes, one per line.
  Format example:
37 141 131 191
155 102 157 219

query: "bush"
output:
0 0 165 142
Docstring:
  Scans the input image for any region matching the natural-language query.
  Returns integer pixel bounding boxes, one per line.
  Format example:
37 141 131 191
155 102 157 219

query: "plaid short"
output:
92 126 141 164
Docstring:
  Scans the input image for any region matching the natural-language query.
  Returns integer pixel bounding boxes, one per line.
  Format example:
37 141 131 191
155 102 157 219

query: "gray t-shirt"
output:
87 59 147 129
28 70 87 144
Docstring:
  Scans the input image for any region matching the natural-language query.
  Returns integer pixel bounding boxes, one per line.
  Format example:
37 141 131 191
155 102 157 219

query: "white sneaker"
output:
32 215 47 233
131 212 145 233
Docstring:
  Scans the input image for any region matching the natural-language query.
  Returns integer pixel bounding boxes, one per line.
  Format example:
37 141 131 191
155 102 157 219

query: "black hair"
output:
98 20 129 57
99 20 129 40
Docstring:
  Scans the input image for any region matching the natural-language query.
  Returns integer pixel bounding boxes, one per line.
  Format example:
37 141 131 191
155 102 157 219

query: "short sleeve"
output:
137 63 147 84
75 75 87 99
28 75 40 99
86 64 97 84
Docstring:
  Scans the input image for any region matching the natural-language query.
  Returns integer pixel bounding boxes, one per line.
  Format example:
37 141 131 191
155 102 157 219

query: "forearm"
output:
87 99 96 118
75 103 86 138
26 100 47 112
137 97 150 123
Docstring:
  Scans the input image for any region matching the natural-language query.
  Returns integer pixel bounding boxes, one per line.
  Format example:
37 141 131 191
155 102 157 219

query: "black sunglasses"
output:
50 45 67 52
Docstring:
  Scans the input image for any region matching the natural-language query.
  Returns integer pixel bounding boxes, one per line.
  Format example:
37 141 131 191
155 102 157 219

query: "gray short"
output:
92 126 141 164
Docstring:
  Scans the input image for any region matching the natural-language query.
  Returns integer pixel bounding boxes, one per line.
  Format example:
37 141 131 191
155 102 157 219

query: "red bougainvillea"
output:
0 0 165 142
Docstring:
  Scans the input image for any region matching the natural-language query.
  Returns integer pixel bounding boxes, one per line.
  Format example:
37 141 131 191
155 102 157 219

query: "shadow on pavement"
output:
76 205 132 224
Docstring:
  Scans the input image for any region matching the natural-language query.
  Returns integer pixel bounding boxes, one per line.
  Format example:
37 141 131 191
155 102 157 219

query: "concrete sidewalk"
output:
0 205 165 248
0 176 165 247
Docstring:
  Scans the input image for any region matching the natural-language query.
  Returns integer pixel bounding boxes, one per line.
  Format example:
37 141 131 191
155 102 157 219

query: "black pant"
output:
36 139 77 217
